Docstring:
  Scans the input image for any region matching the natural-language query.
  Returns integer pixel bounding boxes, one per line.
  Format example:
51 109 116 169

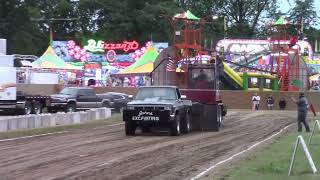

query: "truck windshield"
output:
135 88 177 100
59 88 77 95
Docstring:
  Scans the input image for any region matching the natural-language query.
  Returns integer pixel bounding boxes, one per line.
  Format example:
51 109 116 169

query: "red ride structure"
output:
268 17 309 91
152 11 226 131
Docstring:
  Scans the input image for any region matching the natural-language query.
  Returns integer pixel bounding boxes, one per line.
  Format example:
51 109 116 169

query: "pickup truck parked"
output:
123 86 192 136
48 87 130 113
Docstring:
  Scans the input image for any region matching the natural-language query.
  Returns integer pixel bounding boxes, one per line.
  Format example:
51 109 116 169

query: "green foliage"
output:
289 0 318 27
0 0 319 55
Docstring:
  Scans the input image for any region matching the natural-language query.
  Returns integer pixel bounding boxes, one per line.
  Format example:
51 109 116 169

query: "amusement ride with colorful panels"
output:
153 11 309 92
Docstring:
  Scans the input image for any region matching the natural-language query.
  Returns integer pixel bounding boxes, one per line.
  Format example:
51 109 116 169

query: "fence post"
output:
288 135 317 176
308 120 320 145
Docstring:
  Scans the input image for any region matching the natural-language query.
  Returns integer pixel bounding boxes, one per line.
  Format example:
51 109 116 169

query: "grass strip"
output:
223 125 320 180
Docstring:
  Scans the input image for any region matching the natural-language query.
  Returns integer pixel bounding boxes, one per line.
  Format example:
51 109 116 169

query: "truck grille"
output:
134 106 165 111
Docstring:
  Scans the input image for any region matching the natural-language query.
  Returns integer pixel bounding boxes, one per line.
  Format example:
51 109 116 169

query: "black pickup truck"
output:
48 87 130 113
123 86 192 136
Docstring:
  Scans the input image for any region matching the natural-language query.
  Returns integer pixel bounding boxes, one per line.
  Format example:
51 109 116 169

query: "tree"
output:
0 0 47 55
215 0 278 37
95 0 181 43
289 0 318 30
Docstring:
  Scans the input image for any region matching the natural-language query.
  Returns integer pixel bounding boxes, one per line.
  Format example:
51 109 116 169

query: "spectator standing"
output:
252 93 261 110
291 93 310 132
278 97 286 110
266 95 274 110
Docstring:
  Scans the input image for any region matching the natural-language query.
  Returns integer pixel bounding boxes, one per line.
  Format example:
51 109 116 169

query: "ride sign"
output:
84 39 139 53
84 39 139 63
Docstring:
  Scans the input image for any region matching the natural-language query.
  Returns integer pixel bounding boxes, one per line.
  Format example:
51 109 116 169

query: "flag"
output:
224 16 227 36
49 27 53 46
309 103 316 117
166 56 176 71
291 79 303 87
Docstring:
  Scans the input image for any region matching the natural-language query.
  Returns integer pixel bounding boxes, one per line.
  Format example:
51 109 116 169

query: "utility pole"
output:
30 17 79 45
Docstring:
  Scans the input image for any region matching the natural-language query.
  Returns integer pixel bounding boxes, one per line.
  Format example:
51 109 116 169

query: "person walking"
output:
291 93 310 132
252 93 261 110
266 95 274 110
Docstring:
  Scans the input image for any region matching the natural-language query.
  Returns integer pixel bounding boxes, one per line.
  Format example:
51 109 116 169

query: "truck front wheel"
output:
47 107 57 113
32 101 42 114
66 103 76 113
125 121 136 136
170 114 181 136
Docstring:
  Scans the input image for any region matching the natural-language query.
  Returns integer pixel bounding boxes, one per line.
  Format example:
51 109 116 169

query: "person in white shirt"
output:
252 93 261 110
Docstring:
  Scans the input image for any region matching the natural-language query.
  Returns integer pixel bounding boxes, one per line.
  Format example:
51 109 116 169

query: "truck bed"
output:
180 89 216 105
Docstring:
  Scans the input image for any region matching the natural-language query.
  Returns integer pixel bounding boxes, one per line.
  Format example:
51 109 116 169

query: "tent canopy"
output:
173 10 200 20
117 47 159 76
274 17 290 25
32 46 80 70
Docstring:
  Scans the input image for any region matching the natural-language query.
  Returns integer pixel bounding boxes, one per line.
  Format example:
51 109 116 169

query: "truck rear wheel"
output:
182 112 191 133
217 107 222 128
125 121 136 135
32 101 42 114
170 114 181 136
23 101 32 115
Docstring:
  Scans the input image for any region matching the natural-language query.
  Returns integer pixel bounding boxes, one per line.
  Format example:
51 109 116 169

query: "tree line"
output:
0 0 319 56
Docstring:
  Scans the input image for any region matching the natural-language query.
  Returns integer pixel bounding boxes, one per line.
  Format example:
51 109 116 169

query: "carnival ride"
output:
152 13 309 92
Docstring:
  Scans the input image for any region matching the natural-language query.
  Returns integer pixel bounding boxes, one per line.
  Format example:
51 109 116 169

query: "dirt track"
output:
0 110 297 180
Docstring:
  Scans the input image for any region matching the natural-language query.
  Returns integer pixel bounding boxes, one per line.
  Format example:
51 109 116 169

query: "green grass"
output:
0 114 122 139
223 124 320 180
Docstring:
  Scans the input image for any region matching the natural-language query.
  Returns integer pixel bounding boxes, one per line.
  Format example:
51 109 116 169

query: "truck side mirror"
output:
181 95 187 99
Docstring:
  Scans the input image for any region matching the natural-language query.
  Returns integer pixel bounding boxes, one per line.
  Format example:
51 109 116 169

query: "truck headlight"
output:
60 98 67 101
164 106 174 112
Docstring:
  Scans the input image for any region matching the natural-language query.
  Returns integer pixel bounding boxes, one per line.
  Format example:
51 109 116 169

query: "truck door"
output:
77 89 97 108
76 89 87 108
86 89 99 108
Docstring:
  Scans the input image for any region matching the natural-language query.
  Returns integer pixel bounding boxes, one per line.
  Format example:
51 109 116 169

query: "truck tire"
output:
217 107 222 128
47 107 57 113
102 101 110 108
65 103 76 113
222 104 227 116
125 121 136 135
23 101 32 115
32 101 42 114
182 112 191 133
170 114 181 136
141 126 151 133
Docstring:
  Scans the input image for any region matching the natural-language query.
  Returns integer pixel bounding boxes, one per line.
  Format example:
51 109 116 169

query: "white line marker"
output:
96 159 118 168
93 123 124 129
0 131 69 142
106 123 124 127
190 124 294 180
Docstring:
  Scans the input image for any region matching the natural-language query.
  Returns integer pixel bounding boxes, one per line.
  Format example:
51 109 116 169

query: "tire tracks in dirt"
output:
0 110 296 180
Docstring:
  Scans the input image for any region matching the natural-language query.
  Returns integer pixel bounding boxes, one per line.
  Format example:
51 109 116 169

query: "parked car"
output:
48 87 110 113
98 92 131 112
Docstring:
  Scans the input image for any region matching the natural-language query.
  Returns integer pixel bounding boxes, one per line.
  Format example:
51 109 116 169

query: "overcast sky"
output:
279 0 320 29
